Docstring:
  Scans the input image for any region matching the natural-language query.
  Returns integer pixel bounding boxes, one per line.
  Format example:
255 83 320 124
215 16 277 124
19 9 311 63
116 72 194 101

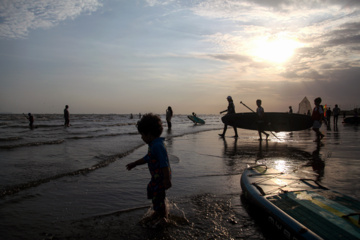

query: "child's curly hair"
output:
136 113 163 137
314 97 322 104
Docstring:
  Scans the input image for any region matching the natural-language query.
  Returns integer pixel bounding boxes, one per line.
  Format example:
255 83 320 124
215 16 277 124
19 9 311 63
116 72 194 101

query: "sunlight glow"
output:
274 159 287 173
251 33 303 63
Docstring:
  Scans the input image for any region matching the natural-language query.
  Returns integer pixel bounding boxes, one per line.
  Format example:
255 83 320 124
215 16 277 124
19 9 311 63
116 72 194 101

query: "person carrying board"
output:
219 96 238 138
256 99 269 141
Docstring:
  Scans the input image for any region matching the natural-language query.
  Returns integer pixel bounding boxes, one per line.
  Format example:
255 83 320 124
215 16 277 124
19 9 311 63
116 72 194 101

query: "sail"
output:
298 97 312 115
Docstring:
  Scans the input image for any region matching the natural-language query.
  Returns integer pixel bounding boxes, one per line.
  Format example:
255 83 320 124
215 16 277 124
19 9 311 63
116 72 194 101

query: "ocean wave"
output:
0 139 65 149
66 132 139 140
0 136 22 142
0 145 144 198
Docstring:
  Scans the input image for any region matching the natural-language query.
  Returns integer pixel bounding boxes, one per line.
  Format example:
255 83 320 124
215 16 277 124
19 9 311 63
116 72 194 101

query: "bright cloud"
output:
0 0 102 39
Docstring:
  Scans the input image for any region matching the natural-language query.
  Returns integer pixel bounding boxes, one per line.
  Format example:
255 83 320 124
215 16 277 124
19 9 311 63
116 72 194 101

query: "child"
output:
256 99 269 140
311 97 325 142
126 113 172 226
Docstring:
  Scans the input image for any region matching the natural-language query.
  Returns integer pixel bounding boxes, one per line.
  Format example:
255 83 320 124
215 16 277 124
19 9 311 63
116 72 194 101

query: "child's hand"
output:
126 162 136 171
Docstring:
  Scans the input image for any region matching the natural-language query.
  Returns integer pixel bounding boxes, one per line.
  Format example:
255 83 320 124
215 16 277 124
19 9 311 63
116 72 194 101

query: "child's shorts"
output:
147 184 166 211
312 120 322 129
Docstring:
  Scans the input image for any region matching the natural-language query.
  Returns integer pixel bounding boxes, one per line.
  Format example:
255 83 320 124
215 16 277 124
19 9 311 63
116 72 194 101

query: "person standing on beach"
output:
333 104 340 125
256 99 269 141
126 113 172 227
166 106 173 129
326 107 332 124
219 96 238 138
311 97 325 142
289 106 293 113
64 105 70 127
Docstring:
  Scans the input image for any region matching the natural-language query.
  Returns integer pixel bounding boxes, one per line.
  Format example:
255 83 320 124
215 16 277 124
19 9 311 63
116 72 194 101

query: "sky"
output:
0 0 359 114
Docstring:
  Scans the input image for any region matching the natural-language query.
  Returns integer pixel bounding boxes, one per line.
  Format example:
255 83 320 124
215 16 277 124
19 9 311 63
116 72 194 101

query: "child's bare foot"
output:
151 217 168 228
139 212 159 225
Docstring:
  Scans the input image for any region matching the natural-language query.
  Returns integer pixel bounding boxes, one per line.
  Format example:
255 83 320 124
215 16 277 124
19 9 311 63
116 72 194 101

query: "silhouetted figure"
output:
26 113 34 129
64 105 70 127
166 106 173 129
326 107 332 123
289 106 293 113
311 97 324 142
256 99 269 141
126 113 172 227
333 104 340 125
219 96 238 138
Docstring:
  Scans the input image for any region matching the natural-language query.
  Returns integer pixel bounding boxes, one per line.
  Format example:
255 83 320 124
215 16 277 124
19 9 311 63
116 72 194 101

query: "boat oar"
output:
240 101 280 141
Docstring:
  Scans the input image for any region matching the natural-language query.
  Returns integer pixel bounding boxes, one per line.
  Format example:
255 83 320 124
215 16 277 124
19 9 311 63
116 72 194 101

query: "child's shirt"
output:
143 137 171 189
312 106 324 121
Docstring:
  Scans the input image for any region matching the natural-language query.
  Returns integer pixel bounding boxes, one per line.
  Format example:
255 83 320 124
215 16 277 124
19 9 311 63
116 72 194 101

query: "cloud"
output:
0 0 102 39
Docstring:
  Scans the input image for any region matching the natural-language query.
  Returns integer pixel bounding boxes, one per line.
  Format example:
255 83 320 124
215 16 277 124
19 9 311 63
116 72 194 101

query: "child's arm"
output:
126 158 146 171
161 167 172 190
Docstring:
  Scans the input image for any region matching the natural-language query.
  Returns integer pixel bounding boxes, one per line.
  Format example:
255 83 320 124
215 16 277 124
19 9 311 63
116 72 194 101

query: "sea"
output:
0 113 359 239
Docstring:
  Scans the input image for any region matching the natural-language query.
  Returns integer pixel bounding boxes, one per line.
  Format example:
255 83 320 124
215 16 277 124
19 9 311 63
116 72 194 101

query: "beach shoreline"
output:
2 123 360 239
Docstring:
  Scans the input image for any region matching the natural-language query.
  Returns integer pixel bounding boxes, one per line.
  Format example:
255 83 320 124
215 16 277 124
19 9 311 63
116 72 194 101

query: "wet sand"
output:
3 124 360 240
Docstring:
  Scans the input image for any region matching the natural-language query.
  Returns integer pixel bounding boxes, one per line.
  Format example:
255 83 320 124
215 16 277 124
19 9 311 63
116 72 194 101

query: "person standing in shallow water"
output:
26 113 34 129
166 106 173 129
126 113 172 227
256 99 269 141
64 105 70 127
219 96 238 138
333 104 340 125
311 97 325 142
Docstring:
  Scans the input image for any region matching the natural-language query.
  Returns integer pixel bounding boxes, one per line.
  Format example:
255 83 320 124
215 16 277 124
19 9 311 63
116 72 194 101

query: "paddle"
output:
240 101 280 141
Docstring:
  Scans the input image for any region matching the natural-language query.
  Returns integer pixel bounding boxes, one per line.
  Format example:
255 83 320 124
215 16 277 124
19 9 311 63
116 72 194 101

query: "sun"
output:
251 34 303 63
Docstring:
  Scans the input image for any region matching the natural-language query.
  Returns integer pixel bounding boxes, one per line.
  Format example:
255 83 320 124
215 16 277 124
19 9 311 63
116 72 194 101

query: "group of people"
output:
218 96 342 143
219 96 269 140
325 104 341 125
25 105 70 129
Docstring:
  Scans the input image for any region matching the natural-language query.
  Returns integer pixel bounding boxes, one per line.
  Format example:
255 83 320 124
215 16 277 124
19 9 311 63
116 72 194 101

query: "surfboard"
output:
188 115 205 124
222 112 312 132
343 117 360 124
241 165 360 240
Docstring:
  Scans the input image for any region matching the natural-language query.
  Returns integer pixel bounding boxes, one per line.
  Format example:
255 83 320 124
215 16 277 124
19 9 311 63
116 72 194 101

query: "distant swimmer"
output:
166 106 173 129
256 99 269 141
64 105 70 127
311 97 325 142
219 96 238 138
25 113 34 129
